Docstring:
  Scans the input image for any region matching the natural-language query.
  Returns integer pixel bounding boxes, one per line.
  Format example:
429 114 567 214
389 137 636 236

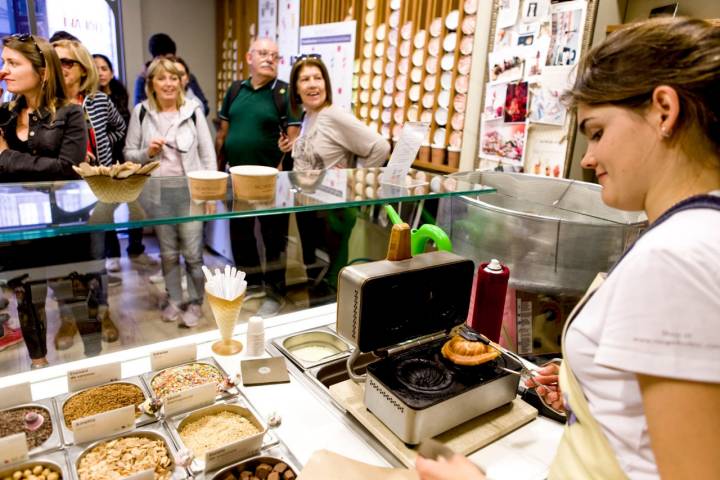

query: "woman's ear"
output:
651 85 680 138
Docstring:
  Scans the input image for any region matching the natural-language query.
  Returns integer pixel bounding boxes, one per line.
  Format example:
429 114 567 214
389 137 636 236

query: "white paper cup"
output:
230 165 278 201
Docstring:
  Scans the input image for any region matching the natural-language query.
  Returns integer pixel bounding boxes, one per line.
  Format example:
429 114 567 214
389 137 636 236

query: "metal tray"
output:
0 449 69 479
165 398 277 475
0 398 64 456
271 326 352 370
67 424 187 480
200 443 301 480
55 376 157 445
141 357 238 404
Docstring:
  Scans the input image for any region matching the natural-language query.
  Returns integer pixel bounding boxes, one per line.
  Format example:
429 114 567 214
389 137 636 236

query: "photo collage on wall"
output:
479 0 587 176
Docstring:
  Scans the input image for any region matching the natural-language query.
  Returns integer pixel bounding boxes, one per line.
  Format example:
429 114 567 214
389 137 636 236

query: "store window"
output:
0 0 125 80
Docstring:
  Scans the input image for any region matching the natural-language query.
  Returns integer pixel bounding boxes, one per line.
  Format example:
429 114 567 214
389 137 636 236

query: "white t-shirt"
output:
565 205 720 480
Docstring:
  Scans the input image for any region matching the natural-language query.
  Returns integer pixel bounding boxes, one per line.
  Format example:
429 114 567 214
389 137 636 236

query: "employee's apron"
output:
548 194 720 480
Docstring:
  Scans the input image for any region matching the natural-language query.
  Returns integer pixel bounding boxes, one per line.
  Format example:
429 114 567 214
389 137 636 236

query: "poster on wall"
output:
479 120 527 165
524 124 568 177
259 0 278 41
546 0 586 67
299 21 356 111
45 0 119 74
277 0 300 82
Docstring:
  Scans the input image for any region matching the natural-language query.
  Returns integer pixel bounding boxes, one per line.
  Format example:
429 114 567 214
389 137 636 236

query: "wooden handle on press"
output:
386 223 412 261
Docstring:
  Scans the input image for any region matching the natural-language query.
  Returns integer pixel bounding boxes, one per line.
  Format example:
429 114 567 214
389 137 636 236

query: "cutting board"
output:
329 379 538 467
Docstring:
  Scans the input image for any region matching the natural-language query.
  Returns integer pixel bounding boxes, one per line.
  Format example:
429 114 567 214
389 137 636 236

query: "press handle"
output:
386 223 412 261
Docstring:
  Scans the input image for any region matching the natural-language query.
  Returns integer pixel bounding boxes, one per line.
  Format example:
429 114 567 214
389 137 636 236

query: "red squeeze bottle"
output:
468 259 510 342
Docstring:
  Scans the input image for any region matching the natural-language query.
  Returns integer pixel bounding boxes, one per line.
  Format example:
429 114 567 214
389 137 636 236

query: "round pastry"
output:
441 335 501 366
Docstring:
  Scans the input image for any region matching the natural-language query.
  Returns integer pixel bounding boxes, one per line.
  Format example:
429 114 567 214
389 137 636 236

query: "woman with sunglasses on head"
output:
124 58 215 328
0 33 89 369
0 34 86 180
280 55 389 169
47 39 125 350
416 17 720 480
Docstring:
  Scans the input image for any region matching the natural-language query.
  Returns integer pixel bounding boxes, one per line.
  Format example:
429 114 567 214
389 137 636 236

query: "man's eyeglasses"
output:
59 58 82 70
9 33 45 66
293 53 322 65
253 49 282 61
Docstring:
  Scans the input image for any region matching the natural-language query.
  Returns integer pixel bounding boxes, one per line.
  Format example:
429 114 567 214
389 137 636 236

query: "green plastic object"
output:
384 205 453 255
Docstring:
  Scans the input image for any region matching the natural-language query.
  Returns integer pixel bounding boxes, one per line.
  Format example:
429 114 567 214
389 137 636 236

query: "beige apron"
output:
548 273 628 480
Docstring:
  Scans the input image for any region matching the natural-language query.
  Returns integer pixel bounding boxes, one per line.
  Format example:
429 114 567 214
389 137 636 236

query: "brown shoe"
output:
99 306 119 343
54 318 78 350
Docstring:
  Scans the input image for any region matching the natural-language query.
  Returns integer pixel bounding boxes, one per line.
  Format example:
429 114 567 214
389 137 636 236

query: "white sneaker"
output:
106 258 121 272
161 302 182 322
180 304 203 328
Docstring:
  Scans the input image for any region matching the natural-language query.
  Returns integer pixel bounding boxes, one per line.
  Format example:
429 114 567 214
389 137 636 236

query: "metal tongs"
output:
458 325 566 417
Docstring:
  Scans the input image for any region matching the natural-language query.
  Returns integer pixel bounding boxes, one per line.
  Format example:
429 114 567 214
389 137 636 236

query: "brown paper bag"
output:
298 450 419 480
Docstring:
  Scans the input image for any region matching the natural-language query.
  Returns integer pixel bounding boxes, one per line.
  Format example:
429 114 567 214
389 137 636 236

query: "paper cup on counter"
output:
413 30 427 49
431 145 446 165
230 165 278 201
458 55 472 75
460 36 474 55
188 170 229 200
430 17 443 37
446 10 460 30
462 15 476 35
420 109 433 123
447 146 461 169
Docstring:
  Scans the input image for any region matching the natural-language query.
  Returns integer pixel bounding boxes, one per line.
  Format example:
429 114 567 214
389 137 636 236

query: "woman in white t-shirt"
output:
417 17 720 480
124 58 216 328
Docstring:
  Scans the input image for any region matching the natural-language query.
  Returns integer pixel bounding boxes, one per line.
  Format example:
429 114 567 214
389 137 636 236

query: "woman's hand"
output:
148 138 165 158
278 132 294 153
526 362 565 413
416 454 486 480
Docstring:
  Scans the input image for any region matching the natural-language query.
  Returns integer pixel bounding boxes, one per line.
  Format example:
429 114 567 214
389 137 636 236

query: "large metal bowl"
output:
441 172 647 294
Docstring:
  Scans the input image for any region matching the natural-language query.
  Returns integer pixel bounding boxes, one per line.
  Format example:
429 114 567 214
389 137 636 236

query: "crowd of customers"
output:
0 31 390 366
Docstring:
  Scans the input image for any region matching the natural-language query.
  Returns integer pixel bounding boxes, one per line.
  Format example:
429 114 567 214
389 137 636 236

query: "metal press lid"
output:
339 251 474 353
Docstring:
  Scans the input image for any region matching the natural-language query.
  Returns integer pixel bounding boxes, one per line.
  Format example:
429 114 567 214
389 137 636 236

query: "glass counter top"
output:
0 168 493 242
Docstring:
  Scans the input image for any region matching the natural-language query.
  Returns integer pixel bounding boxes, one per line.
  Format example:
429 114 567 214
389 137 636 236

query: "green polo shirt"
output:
219 78 299 168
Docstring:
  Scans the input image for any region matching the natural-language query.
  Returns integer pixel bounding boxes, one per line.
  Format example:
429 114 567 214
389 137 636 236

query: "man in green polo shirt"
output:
215 38 299 316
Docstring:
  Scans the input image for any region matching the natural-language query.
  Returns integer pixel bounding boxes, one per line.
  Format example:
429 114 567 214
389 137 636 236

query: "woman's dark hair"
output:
2 34 68 116
564 17 720 155
92 53 130 123
173 56 190 77
289 57 333 117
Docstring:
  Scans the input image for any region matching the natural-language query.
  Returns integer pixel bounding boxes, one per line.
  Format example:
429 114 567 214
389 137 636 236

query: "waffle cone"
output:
206 287 244 342
83 174 150 203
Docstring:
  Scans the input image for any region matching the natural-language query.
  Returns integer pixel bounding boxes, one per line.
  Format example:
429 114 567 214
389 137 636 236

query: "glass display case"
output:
0 168 494 376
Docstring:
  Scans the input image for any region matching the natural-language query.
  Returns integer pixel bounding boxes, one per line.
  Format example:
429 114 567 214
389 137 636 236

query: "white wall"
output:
121 0 217 118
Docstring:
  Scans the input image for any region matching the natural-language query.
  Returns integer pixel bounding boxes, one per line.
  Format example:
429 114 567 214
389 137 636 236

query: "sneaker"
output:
0 325 22 351
98 306 119 343
180 304 202 328
106 258 121 272
161 302 182 323
54 318 78 350
130 253 159 268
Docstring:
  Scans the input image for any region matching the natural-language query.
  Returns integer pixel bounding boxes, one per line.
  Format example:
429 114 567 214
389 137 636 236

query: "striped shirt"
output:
83 91 126 166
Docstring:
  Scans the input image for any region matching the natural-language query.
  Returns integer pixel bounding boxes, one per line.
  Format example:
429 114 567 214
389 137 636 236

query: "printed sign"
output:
0 383 32 410
205 436 260 472
150 344 197 371
68 362 121 392
163 382 216 417
72 405 135 444
0 433 29 465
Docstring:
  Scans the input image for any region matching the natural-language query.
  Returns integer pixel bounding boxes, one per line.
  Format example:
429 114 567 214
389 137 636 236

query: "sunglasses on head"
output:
293 53 321 65
9 33 45 66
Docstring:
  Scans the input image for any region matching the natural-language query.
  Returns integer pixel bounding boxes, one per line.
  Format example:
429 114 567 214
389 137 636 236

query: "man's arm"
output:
216 119 230 171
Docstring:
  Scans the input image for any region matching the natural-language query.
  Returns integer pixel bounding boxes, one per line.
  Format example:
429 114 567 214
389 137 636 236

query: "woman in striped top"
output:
52 39 126 166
